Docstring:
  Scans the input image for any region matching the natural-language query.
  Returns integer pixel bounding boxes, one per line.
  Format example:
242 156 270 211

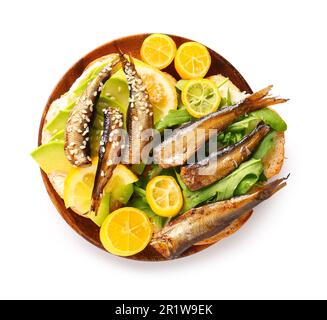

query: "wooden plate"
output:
38 34 253 261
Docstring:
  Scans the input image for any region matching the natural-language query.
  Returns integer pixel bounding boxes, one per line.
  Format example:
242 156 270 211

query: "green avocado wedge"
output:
87 193 110 227
111 183 134 205
98 78 129 128
31 141 73 174
99 78 129 112
49 130 64 142
45 110 71 135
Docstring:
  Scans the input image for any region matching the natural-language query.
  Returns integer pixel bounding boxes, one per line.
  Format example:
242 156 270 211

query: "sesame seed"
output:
80 145 86 150
93 92 97 97
101 171 105 177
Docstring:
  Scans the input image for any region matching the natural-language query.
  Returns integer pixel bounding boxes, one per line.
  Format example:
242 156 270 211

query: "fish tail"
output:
256 174 289 201
114 42 124 58
90 198 99 214
247 85 273 102
242 85 289 113
114 43 132 67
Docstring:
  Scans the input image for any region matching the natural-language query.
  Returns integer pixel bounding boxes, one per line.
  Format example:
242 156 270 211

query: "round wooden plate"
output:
38 34 253 261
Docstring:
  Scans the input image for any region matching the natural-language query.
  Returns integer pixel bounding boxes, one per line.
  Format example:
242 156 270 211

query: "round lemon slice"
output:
146 176 183 217
181 79 221 118
141 33 177 70
136 62 178 124
100 207 153 256
174 42 211 79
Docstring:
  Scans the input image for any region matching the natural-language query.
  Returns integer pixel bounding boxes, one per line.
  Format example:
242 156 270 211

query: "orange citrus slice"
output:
141 34 177 69
174 42 211 79
146 176 183 217
100 207 153 256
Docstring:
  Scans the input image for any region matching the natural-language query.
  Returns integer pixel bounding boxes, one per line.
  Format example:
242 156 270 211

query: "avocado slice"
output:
111 183 134 205
31 141 72 174
45 110 71 135
49 130 64 142
87 193 110 227
100 78 129 110
99 78 129 128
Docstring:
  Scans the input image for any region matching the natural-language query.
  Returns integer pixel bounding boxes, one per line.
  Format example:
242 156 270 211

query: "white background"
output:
0 0 326 300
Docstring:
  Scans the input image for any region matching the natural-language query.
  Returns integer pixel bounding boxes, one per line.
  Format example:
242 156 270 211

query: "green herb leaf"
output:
253 131 277 160
155 107 193 130
250 108 287 131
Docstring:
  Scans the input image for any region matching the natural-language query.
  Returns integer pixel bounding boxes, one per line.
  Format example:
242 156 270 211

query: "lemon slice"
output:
113 59 178 124
141 34 176 69
181 79 221 118
100 207 153 256
146 176 183 217
64 161 97 214
136 62 178 124
174 41 211 79
64 163 138 215
105 165 138 192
